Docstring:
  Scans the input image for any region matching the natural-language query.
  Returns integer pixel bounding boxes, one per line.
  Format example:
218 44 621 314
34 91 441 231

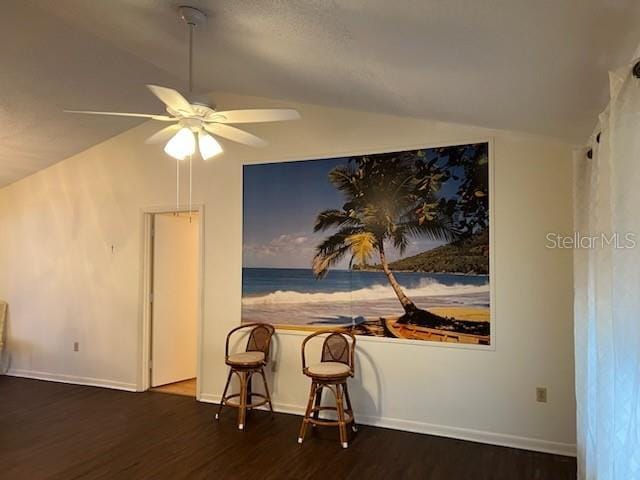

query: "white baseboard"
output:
5 369 137 392
199 393 576 457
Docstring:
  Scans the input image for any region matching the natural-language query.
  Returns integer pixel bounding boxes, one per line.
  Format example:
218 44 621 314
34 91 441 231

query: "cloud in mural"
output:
244 232 321 265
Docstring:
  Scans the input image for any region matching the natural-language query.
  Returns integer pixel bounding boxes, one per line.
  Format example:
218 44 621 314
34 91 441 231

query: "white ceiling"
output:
2 0 639 187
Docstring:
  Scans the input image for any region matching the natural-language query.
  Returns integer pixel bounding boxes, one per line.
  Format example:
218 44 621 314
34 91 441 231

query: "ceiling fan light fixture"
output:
164 127 195 160
198 131 223 160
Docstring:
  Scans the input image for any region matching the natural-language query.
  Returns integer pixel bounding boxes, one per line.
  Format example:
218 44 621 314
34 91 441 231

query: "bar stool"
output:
215 323 275 430
298 330 357 448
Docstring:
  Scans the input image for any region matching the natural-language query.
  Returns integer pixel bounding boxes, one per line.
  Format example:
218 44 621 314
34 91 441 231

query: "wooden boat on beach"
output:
273 314 490 345
384 318 490 345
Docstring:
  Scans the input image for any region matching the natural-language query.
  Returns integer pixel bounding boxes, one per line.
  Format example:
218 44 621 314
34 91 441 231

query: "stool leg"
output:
238 371 247 430
343 382 357 432
298 381 317 444
246 371 253 414
259 367 275 417
215 368 233 421
335 383 348 448
311 385 323 427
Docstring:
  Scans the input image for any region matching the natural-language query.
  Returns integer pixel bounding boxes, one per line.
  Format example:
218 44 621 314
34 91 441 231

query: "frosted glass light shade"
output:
198 131 223 160
164 128 196 160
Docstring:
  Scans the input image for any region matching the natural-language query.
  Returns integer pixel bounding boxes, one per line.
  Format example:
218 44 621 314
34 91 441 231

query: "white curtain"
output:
574 57 640 479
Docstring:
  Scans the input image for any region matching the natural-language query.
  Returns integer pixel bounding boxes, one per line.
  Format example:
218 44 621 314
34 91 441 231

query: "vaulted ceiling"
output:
2 0 640 187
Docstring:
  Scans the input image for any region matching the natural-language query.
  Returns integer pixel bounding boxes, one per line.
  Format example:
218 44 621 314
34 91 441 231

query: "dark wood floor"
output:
0 376 576 479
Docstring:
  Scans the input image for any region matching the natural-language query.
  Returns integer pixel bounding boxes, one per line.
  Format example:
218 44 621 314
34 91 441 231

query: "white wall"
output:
0 93 575 454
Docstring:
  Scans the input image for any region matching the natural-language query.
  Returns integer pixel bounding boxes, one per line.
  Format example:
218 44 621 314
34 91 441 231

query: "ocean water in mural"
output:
243 268 488 323
242 143 491 345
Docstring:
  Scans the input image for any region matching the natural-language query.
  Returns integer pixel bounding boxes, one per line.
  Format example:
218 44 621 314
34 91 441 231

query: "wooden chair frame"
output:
216 323 275 430
298 329 357 448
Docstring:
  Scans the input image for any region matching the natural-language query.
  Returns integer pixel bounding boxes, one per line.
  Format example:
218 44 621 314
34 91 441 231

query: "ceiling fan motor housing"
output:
179 117 202 130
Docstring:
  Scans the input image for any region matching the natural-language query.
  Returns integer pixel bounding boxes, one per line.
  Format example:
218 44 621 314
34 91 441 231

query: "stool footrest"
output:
222 392 269 409
306 406 353 427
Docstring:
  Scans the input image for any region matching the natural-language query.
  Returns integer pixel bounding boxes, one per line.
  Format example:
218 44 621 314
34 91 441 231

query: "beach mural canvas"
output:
242 142 491 345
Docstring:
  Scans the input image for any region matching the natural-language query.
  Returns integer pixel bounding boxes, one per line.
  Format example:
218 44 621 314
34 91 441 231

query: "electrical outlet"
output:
536 387 547 403
73 342 79 352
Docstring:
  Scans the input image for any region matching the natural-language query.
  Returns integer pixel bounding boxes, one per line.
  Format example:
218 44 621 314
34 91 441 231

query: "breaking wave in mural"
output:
242 276 488 305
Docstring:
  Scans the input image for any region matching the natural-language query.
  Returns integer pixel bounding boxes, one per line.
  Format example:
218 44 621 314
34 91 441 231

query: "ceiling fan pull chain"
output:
176 157 180 215
186 17 194 223
189 153 193 222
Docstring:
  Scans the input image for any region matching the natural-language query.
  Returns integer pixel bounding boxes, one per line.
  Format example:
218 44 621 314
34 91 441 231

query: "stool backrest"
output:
321 332 351 365
225 323 275 360
246 323 275 356
301 330 356 373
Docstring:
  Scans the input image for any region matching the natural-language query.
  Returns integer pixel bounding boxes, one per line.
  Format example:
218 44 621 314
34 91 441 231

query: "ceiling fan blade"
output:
64 110 174 121
204 123 268 147
145 124 181 144
210 109 300 124
146 85 193 114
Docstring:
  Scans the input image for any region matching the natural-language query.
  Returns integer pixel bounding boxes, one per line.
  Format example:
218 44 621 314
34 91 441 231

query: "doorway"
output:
140 208 203 398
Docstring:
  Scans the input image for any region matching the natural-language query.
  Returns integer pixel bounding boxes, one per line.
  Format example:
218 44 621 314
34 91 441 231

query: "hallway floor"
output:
151 378 196 397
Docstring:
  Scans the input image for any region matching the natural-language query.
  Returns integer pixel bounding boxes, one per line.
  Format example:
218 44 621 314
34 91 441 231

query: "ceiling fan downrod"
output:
178 6 207 94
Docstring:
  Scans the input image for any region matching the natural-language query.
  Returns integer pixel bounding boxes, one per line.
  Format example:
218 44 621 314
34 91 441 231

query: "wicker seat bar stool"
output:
298 330 357 448
215 323 275 430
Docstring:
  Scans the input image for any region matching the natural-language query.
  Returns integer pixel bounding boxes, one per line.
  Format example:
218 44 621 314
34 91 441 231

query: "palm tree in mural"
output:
312 151 457 326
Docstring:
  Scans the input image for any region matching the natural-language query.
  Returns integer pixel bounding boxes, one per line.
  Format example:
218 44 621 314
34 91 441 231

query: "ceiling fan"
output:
64 6 300 161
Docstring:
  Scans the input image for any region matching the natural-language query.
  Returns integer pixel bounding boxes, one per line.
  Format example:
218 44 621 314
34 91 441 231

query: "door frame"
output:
137 204 205 399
